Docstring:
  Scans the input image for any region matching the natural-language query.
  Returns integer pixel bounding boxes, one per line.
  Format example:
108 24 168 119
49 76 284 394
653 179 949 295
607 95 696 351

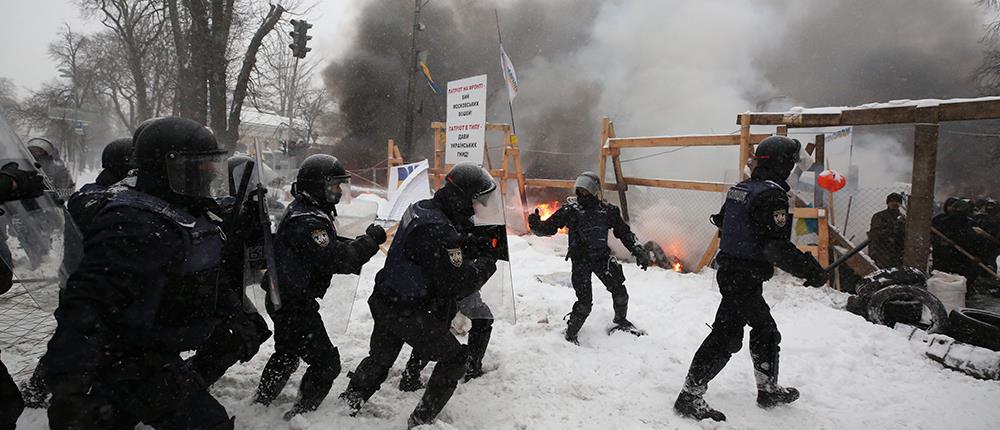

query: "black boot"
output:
757 386 800 408
19 364 49 409
399 357 428 392
254 352 300 406
673 391 726 422
465 319 492 381
564 312 584 345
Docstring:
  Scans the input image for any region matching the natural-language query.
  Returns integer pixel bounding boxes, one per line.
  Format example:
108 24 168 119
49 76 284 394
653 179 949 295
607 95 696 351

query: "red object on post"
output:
817 169 847 192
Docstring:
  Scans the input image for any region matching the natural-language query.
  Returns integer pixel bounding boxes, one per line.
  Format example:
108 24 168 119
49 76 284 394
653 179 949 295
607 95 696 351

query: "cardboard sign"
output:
445 74 487 165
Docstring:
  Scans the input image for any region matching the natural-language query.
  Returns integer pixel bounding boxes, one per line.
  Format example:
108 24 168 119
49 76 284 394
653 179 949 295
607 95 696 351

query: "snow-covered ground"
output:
10 234 1000 429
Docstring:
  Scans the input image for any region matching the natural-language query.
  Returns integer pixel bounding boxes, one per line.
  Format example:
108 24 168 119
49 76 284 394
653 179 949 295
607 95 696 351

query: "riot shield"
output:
323 197 380 333
463 181 517 323
0 114 83 311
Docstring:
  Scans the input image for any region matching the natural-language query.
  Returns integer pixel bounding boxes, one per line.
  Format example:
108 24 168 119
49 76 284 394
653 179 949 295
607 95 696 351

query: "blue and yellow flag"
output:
420 62 441 95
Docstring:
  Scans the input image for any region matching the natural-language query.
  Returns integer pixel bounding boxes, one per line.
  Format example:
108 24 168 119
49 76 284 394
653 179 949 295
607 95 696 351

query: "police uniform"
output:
341 195 497 427
677 173 823 418
44 188 234 429
530 196 641 338
253 197 380 414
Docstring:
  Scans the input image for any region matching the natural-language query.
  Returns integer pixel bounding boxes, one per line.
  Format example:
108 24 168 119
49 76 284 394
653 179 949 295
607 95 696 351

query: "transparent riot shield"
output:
324 197 380 333
0 114 82 311
463 181 517 324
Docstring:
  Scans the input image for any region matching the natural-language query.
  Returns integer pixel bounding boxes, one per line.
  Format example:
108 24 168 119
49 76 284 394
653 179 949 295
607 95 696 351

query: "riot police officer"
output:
528 171 652 344
673 136 826 422
65 137 134 231
339 162 498 429
253 154 386 419
26 137 75 201
43 117 237 429
0 162 45 430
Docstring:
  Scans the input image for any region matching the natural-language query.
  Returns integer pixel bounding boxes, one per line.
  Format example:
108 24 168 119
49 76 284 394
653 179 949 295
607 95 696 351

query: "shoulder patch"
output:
311 229 330 247
772 209 788 227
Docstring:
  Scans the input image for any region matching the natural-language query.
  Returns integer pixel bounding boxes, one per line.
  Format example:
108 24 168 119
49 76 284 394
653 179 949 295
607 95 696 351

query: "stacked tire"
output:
948 308 1000 351
848 267 950 334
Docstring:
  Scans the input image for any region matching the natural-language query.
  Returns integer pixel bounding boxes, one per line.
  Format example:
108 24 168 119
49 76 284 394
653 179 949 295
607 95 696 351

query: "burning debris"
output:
534 200 569 234
644 241 685 273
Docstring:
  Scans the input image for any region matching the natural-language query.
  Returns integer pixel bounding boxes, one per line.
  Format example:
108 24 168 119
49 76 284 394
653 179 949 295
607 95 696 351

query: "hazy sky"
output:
0 0 356 96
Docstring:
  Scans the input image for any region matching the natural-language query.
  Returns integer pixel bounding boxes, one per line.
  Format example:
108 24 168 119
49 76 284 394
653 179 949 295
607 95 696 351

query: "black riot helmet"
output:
132 117 227 203
293 154 350 212
951 198 973 216
435 162 498 225
26 137 57 161
752 136 802 180
101 138 134 178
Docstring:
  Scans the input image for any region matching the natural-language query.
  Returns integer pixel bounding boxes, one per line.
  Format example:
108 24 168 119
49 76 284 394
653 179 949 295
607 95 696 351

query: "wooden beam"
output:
739 113 752 180
792 207 820 218
607 133 771 148
903 122 939 270
695 233 720 272
622 177 729 192
742 99 1000 127
597 117 610 199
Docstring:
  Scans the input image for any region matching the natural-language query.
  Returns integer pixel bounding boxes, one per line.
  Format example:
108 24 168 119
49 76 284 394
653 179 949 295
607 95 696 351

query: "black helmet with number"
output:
133 117 227 205
753 135 802 179
435 162 497 224
294 154 350 212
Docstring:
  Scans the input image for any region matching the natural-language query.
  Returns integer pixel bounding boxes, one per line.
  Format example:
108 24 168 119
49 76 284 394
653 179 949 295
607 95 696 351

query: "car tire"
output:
868 285 949 334
948 308 1000 351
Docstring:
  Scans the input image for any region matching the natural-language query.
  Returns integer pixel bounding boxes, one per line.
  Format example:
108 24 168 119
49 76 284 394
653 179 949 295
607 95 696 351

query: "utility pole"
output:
403 0 425 157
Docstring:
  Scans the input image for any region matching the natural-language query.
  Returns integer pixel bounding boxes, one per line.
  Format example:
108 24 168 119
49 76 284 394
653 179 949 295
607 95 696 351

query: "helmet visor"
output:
166 152 228 199
326 177 351 205
472 179 505 226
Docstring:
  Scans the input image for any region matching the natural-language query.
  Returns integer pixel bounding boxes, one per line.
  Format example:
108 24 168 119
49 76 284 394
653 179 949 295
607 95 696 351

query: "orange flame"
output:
672 256 684 273
534 201 568 234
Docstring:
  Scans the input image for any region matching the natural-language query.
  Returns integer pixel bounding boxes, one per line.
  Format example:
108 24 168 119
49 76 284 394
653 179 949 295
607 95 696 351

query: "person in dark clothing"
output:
65 137 134 231
977 200 1000 273
26 137 75 201
528 171 652 344
253 154 386 419
42 117 239 430
339 162 499 429
933 198 990 286
673 136 827 422
867 192 906 268
0 161 45 430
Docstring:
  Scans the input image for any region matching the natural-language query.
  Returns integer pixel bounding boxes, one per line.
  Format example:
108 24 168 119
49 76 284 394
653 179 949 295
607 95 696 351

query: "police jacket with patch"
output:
273 197 380 308
530 197 639 260
374 197 497 316
44 189 231 389
714 174 819 279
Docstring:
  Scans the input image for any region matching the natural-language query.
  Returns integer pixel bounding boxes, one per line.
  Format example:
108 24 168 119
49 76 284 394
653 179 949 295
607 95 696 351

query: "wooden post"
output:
696 233 721 272
776 125 788 136
739 113 752 180
606 120 631 222
903 119 940 271
813 134 826 209
817 208 830 268
387 139 404 186
597 117 610 198
433 126 445 189
508 133 530 224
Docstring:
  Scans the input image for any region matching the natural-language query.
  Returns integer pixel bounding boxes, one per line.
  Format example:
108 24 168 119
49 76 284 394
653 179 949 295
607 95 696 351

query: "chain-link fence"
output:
0 284 55 378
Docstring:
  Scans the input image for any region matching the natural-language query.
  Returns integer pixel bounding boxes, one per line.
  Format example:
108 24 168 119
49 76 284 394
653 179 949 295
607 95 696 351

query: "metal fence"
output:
0 285 55 378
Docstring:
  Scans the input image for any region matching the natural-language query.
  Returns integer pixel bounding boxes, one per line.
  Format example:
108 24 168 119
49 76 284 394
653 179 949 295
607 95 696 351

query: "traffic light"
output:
288 19 313 59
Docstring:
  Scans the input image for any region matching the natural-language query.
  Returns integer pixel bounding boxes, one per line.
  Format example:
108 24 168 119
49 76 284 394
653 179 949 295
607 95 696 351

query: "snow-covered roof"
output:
239 109 308 139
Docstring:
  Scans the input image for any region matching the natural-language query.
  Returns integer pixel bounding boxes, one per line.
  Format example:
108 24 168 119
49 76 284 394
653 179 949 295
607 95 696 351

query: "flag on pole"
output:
499 44 518 101
420 62 441 95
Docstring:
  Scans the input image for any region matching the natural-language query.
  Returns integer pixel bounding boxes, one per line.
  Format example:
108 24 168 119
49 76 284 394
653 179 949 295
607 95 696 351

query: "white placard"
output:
445 74 487 165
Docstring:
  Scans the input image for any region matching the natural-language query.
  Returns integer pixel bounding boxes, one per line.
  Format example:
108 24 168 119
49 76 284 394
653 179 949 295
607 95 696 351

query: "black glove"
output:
803 253 828 288
366 223 387 245
1 162 45 201
632 246 652 271
528 209 542 231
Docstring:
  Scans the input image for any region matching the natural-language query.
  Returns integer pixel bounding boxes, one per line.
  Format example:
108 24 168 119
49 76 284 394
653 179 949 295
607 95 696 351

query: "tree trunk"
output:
225 4 285 152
